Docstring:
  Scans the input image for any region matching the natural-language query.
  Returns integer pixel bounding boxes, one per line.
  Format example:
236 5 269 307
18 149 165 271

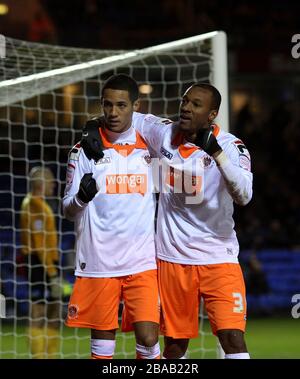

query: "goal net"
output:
0 31 228 359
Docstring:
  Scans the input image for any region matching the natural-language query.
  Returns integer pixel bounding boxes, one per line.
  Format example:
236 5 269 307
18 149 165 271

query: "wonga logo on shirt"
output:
106 174 147 196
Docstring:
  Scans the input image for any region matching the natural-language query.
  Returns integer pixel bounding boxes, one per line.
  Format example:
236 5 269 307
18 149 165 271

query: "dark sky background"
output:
0 0 299 56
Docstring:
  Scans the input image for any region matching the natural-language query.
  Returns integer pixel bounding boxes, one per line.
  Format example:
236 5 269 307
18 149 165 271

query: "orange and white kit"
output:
158 260 247 338
63 126 157 278
66 269 159 331
133 111 253 266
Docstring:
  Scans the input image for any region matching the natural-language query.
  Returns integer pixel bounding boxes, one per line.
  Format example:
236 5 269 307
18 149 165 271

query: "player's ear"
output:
208 109 218 123
133 99 140 111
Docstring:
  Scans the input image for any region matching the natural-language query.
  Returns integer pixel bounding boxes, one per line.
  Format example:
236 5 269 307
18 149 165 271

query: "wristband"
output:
214 150 229 167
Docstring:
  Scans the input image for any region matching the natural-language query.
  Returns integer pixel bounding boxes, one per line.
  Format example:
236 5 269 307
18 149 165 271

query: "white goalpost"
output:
0 31 228 359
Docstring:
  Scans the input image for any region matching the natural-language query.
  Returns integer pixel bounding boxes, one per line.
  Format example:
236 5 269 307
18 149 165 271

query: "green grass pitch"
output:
1 317 299 359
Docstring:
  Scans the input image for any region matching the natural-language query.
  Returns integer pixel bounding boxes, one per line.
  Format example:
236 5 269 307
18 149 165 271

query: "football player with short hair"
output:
133 83 252 359
63 74 160 359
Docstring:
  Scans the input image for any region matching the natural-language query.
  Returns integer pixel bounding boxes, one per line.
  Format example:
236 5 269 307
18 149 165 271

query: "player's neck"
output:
184 132 197 143
104 125 135 144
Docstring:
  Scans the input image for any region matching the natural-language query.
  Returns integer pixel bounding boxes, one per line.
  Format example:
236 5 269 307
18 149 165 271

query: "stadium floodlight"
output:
0 31 228 358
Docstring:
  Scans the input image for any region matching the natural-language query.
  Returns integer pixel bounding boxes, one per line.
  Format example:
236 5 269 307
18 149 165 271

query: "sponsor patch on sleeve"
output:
144 115 158 123
68 145 81 161
154 118 172 126
239 155 251 171
144 114 172 127
232 139 251 171
160 118 173 125
66 163 75 185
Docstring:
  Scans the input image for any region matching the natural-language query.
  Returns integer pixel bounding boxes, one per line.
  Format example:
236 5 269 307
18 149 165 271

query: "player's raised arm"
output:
78 110 173 159
80 118 104 162
132 111 173 155
195 128 253 206
214 139 252 206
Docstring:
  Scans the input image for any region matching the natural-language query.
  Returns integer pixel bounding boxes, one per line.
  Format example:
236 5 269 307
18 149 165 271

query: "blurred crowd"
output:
41 0 296 51
0 0 298 53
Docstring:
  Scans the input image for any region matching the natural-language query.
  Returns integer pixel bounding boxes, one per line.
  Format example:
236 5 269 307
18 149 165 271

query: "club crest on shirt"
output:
141 153 152 165
68 304 79 320
80 262 86 270
203 155 212 168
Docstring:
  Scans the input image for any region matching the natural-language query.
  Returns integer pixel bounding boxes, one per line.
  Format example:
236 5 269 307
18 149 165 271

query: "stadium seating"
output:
240 250 300 314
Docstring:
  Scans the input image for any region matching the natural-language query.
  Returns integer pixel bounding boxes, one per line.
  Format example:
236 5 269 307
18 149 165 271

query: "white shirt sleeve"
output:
62 143 92 221
215 138 253 206
132 112 172 154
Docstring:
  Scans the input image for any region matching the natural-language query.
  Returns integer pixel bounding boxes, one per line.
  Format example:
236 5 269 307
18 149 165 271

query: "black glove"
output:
81 119 104 162
77 173 98 203
194 127 222 156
